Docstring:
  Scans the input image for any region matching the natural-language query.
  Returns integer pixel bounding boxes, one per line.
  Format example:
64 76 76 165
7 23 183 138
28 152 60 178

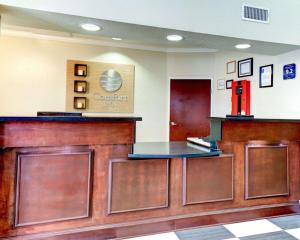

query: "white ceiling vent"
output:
242 4 269 23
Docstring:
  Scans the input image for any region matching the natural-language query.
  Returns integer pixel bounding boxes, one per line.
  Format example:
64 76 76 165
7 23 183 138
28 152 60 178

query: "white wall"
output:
166 52 215 138
166 49 300 119
212 51 275 117
212 50 300 119
0 35 168 142
2 34 300 142
167 53 215 79
1 0 300 45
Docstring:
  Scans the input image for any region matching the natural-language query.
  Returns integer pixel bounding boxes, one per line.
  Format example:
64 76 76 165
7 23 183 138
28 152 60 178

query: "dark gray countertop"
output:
128 141 221 159
0 116 142 122
209 117 300 141
210 117 300 122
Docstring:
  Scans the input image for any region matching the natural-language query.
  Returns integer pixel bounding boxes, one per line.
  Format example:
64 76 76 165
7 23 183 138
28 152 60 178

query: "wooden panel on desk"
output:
183 155 233 205
15 148 93 227
245 144 289 199
108 159 169 214
2 121 135 147
222 121 300 142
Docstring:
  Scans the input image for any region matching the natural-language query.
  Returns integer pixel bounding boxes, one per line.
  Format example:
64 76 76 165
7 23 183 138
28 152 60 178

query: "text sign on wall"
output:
66 60 134 113
283 63 296 80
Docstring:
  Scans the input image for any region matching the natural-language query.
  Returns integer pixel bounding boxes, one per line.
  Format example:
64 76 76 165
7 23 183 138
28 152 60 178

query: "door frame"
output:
167 77 213 140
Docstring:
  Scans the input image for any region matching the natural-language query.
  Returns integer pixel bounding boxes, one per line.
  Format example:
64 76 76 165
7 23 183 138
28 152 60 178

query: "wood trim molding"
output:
182 157 187 206
14 147 93 227
9 203 300 240
182 155 234 206
245 143 289 200
108 159 169 214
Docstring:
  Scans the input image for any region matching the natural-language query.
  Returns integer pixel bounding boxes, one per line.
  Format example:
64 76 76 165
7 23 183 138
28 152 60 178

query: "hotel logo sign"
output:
66 60 134 113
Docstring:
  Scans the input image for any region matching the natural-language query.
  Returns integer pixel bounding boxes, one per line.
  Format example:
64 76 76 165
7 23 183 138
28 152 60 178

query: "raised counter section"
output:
210 117 300 142
211 116 300 122
0 116 141 148
0 116 142 122
212 117 299 215
128 141 221 159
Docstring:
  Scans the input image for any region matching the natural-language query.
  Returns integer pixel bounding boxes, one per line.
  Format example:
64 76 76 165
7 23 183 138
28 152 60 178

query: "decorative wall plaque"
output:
66 60 134 113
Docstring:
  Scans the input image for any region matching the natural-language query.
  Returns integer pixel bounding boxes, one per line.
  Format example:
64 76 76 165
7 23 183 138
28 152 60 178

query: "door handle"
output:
170 121 177 126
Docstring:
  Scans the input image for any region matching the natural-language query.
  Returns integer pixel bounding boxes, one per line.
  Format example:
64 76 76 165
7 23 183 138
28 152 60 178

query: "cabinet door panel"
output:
183 155 233 205
108 159 169 214
245 144 288 199
15 148 92 227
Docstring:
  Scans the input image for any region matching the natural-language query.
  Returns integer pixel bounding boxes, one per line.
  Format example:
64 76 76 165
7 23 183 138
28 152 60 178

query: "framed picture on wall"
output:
217 79 225 90
238 58 253 77
259 64 273 88
283 63 296 80
226 61 236 74
226 79 233 89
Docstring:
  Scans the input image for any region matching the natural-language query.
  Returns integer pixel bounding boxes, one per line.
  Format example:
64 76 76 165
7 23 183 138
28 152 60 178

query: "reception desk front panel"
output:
15 147 93 227
0 117 299 239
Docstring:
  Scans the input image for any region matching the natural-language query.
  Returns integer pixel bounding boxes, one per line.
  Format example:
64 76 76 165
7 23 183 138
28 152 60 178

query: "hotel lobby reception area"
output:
1 1 300 239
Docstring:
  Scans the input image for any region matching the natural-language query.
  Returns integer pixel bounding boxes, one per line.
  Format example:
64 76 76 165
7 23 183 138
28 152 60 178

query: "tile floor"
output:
124 215 300 240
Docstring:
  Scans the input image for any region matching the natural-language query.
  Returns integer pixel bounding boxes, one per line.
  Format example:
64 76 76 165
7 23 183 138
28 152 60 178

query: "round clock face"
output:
100 69 123 92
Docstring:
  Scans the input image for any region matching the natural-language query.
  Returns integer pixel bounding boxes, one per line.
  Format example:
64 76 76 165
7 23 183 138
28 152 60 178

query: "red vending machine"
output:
230 80 251 116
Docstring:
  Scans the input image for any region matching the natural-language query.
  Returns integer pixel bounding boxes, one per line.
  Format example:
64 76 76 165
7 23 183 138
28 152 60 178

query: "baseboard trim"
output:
9 202 300 240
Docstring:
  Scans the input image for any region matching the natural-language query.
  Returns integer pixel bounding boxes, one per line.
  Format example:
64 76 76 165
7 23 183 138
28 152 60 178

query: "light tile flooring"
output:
124 215 300 240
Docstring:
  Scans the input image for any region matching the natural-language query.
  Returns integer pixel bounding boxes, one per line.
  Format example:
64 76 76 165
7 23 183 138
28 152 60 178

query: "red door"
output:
170 79 211 141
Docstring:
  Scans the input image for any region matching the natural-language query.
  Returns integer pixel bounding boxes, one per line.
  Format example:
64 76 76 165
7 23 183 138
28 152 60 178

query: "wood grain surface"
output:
183 155 233 205
245 144 289 199
0 120 299 239
15 148 93 226
108 159 169 214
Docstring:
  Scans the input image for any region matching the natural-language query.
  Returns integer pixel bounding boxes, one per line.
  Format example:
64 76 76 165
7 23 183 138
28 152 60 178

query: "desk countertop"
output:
210 116 300 122
128 141 221 159
0 116 142 122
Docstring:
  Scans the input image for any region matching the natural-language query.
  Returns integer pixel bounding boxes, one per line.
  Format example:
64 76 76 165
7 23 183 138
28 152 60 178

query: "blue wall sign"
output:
283 63 296 80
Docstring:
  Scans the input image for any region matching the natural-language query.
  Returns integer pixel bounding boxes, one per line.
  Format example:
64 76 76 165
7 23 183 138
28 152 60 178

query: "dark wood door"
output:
170 79 211 141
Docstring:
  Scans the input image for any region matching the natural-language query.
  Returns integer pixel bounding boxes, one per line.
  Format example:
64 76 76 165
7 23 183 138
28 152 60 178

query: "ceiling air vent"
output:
242 4 269 23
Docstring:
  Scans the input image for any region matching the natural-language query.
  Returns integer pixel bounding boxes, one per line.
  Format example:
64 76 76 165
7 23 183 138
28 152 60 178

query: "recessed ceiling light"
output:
235 44 251 49
112 37 122 41
80 23 101 31
166 34 183 42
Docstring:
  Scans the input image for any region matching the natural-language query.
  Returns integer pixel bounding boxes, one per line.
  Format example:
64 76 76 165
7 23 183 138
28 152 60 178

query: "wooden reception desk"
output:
0 116 299 239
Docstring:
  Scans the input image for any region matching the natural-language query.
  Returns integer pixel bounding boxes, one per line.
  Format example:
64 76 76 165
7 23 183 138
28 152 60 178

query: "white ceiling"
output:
0 5 299 55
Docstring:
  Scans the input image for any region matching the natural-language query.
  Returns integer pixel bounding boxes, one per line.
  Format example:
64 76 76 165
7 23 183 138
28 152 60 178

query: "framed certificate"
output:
226 61 236 74
259 64 273 88
217 79 225 90
226 79 233 89
238 58 253 77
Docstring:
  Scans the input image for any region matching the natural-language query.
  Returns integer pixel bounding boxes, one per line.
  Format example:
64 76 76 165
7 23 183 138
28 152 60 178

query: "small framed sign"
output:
238 58 253 78
217 79 225 90
259 64 273 88
226 61 236 74
226 79 233 89
283 63 296 80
